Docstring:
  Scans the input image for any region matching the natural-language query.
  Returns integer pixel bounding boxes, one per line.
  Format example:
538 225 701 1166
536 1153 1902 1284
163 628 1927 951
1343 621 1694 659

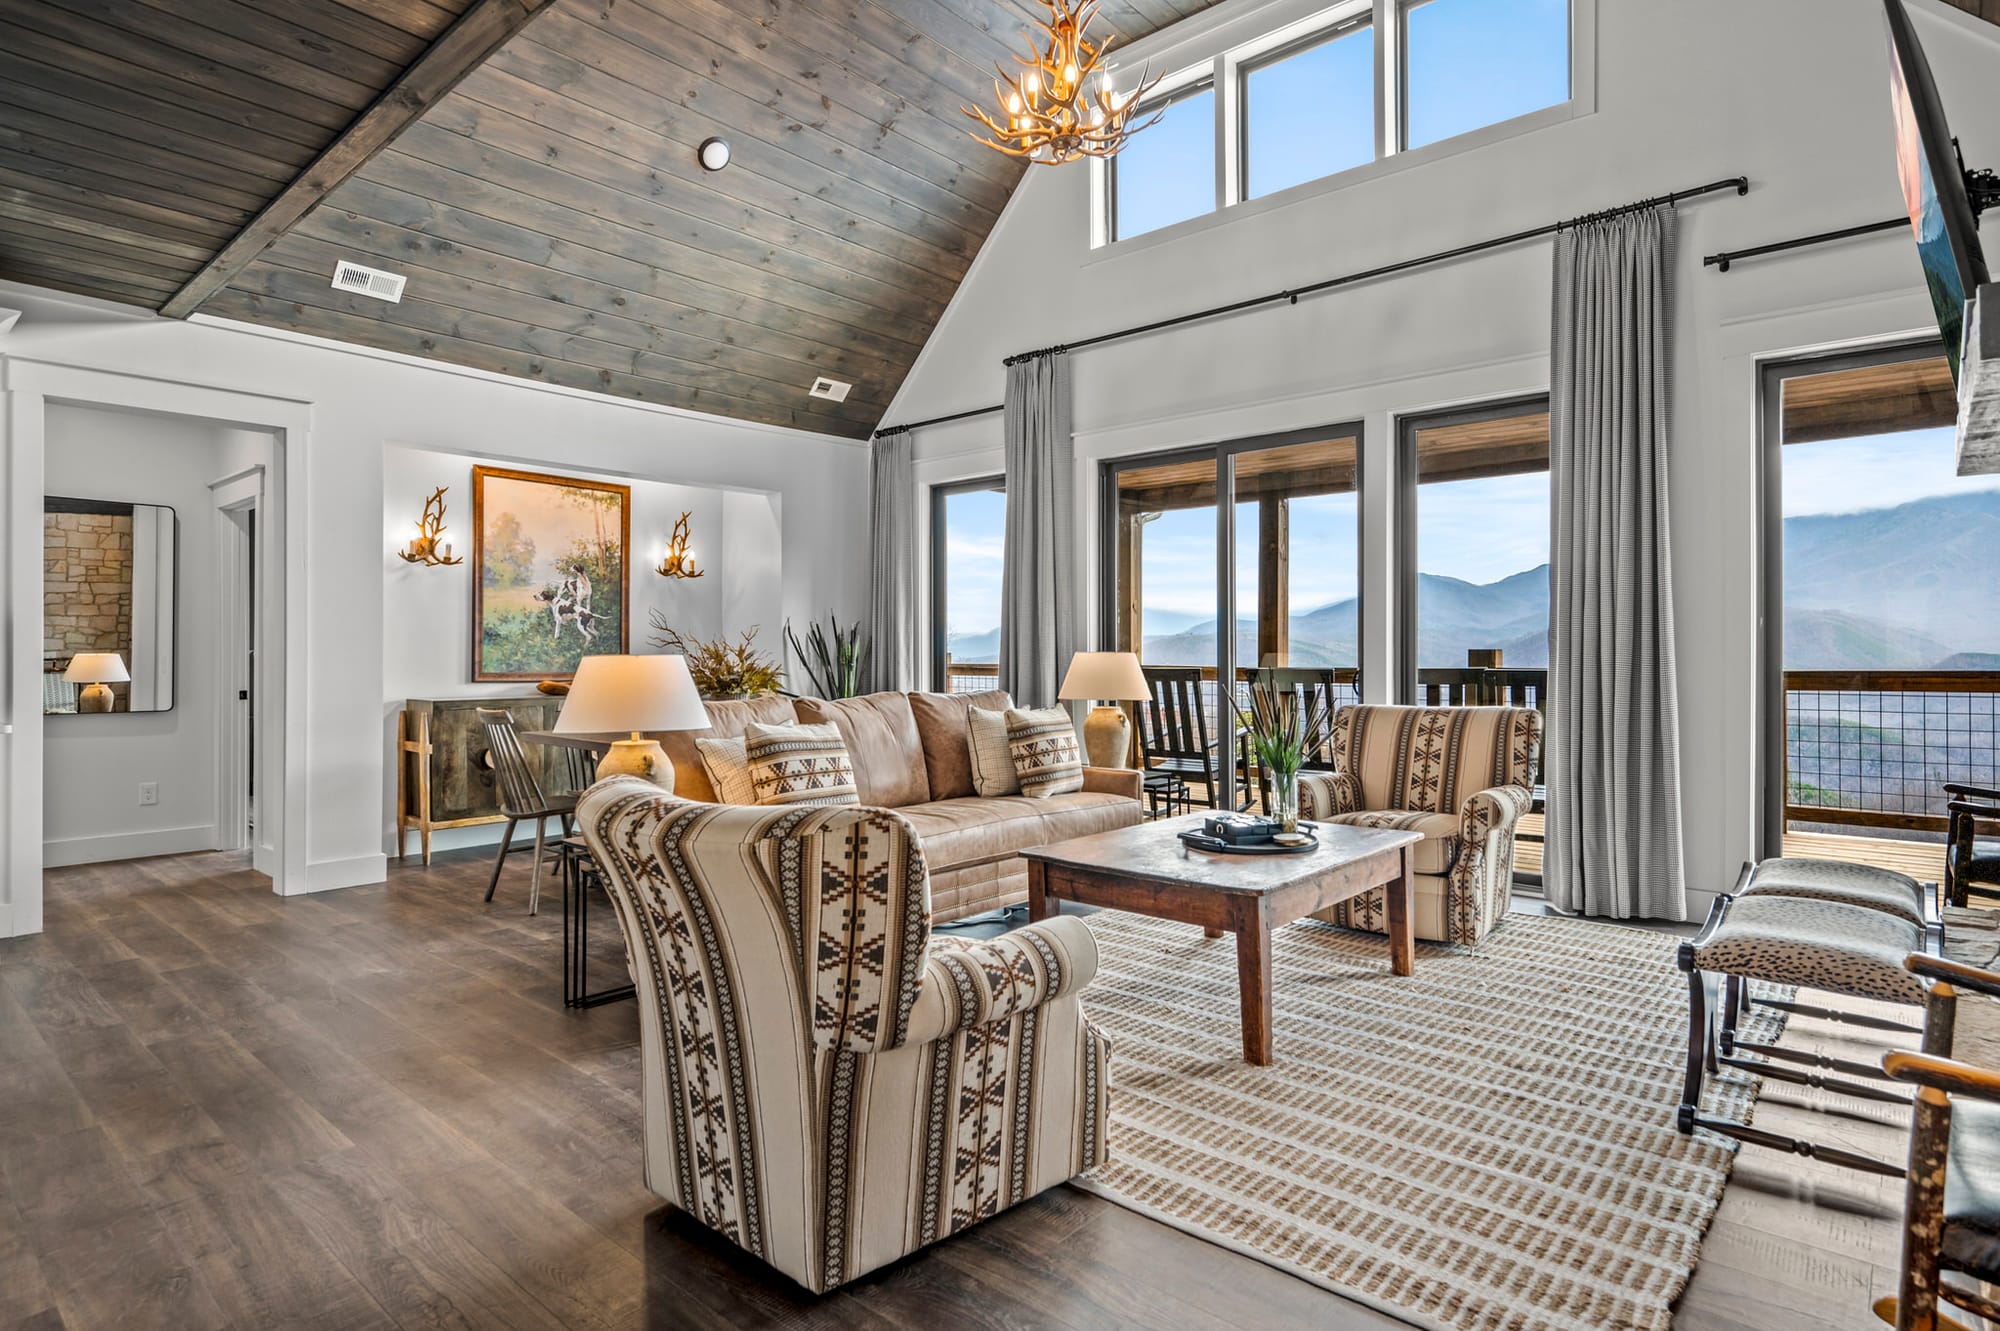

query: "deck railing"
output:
1784 670 2000 833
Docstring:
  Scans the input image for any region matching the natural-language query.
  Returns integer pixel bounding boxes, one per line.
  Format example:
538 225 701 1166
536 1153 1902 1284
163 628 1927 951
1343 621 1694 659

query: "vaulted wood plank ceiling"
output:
0 0 1219 438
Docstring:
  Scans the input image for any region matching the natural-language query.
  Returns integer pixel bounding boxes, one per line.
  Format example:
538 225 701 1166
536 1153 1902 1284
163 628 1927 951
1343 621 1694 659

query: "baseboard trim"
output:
299 854 389 895
43 824 219 868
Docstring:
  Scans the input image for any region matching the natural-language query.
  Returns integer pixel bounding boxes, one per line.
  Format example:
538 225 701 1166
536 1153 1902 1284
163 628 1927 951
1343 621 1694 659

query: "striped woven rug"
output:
1073 911 1774 1331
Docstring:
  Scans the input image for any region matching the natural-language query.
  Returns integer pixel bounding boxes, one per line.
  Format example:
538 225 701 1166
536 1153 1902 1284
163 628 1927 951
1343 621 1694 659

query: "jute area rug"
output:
1072 911 1777 1331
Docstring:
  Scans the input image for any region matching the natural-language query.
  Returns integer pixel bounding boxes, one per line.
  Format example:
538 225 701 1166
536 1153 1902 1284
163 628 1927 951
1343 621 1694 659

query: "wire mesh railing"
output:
1785 671 2000 832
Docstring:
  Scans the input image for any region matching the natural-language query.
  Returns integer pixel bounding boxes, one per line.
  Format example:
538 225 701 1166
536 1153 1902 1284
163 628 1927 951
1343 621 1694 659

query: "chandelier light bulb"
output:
962 0 1164 165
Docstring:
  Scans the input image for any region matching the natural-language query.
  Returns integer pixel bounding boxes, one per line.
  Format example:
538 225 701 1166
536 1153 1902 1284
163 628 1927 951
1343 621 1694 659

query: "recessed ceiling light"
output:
698 138 731 172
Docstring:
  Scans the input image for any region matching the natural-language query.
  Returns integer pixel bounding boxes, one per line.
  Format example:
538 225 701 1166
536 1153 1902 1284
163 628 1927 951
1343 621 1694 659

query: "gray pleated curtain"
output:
998 350 1077 708
1544 204 1688 921
866 428 919 693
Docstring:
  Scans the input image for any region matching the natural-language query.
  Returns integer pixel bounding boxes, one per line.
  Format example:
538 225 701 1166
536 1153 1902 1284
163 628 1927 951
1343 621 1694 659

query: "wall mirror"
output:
44 496 177 714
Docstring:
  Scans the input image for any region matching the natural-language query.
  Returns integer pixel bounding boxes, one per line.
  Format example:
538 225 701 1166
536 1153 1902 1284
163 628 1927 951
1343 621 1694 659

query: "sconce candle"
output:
399 486 465 567
655 511 705 579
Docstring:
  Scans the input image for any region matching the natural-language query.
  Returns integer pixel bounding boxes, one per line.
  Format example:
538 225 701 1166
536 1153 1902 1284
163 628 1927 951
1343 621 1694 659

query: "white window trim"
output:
1089 0 1596 256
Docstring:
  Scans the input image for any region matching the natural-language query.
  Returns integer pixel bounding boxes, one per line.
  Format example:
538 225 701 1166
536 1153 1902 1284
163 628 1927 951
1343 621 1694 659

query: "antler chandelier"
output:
963 0 1162 164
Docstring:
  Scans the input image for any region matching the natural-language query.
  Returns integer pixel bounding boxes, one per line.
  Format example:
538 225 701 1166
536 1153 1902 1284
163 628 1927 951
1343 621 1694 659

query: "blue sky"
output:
1783 427 2000 517
1118 0 1570 238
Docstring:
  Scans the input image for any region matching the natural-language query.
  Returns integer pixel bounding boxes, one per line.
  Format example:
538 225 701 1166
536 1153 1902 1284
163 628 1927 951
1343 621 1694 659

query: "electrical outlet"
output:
138 782 158 807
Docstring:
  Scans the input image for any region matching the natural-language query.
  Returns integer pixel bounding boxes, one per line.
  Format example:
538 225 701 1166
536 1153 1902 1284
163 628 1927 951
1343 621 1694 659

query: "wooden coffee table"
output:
1023 813 1423 1066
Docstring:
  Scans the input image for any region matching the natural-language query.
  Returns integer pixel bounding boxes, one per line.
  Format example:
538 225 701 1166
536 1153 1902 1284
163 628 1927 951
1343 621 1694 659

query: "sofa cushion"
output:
660 693 797 802
896 793 1137 874
793 692 929 808
1321 809 1460 877
908 689 1012 801
1006 706 1084 798
743 722 859 808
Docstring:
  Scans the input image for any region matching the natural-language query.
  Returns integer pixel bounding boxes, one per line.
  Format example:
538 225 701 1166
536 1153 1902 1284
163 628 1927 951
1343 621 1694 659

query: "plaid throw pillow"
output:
695 736 757 805
1005 706 1084 799
967 705 1022 796
743 722 860 807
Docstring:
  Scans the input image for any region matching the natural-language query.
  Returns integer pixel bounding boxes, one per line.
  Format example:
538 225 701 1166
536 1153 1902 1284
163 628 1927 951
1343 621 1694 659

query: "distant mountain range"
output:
945 491 2000 672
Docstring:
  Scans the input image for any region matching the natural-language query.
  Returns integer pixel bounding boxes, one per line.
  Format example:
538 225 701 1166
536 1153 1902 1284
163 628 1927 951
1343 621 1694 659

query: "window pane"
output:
1244 22 1375 200
939 485 1004 692
1780 358 1985 671
1775 353 1996 835
1404 0 1569 151
1412 408 1550 672
1112 84 1215 240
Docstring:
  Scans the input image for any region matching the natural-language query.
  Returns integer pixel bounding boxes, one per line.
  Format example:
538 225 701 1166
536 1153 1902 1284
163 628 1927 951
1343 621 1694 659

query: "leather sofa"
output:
658 689 1142 922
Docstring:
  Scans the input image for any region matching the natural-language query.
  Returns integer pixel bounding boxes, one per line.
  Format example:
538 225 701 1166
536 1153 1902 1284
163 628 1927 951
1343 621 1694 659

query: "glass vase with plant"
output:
647 615 783 699
1234 679 1332 834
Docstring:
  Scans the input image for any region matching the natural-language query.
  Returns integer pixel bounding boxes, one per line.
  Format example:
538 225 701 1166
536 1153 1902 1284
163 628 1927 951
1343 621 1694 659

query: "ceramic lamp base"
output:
1082 705 1132 769
77 682 114 714
595 734 675 791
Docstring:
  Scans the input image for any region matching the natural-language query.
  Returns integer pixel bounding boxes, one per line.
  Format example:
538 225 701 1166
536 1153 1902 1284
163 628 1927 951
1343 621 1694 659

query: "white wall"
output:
0 284 868 926
382 443 785 852
887 0 2000 915
41 404 247 865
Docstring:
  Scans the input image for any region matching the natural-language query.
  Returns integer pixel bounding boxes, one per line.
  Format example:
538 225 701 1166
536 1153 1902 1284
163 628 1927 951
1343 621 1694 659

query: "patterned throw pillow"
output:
966 705 1021 797
695 736 757 805
743 722 860 807
1005 706 1084 799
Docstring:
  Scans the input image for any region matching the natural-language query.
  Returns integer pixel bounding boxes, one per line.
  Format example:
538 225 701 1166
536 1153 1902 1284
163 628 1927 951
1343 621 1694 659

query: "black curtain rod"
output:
872 175 1749 439
1703 217 1905 272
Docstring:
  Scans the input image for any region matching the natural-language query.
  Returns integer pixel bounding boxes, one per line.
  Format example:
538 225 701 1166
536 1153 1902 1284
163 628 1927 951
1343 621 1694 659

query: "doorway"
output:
213 470 261 858
1758 341 1990 879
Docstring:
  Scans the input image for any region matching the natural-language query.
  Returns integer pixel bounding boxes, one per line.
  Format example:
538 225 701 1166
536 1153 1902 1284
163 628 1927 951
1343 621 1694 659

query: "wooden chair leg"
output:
1895 1088 1954 1331
485 818 518 902
528 817 548 917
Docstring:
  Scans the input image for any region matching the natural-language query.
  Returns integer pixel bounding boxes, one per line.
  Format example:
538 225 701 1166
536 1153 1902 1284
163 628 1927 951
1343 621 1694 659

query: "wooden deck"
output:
1512 814 1947 884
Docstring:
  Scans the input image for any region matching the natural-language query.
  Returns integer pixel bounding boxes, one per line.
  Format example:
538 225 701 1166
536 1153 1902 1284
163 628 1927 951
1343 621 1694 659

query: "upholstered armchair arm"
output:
1459 784 1534 845
1082 766 1142 801
904 916 1100 1046
1299 770 1362 819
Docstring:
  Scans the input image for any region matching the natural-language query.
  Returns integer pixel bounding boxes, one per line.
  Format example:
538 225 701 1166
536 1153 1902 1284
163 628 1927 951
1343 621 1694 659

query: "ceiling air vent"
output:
808 376 852 403
331 260 406 303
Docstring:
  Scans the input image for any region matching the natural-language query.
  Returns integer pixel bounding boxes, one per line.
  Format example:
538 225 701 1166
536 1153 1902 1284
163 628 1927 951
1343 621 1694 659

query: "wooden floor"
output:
0 848 1932 1330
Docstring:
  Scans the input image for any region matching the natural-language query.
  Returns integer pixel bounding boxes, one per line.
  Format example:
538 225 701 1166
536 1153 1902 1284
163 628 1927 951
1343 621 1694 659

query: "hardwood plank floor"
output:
0 849 1933 1329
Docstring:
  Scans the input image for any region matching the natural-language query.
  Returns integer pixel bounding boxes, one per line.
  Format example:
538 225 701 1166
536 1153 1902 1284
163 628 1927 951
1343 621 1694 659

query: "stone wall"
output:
44 510 133 662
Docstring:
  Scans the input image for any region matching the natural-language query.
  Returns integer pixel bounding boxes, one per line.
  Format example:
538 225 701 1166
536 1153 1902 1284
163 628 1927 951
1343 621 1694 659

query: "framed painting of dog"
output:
470 465 630 681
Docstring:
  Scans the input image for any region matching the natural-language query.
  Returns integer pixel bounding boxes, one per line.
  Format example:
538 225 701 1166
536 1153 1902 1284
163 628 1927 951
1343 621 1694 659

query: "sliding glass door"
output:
1760 343 1989 873
1102 426 1362 807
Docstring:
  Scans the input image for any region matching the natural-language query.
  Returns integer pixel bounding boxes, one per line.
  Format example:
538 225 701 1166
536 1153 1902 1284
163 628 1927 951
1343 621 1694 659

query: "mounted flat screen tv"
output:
1884 0 1990 386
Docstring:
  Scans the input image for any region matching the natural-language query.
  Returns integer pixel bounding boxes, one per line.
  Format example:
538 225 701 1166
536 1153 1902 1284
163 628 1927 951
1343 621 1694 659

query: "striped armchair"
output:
577 778 1111 1293
1299 705 1542 947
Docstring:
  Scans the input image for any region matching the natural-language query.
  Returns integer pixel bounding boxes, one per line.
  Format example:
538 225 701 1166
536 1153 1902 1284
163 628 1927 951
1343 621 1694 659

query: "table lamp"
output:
64 651 129 714
554 654 710 791
1058 651 1149 769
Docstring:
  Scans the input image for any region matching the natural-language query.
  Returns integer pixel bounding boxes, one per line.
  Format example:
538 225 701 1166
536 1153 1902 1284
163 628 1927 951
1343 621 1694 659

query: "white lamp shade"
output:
64 651 129 684
554 654 710 734
1057 651 1148 702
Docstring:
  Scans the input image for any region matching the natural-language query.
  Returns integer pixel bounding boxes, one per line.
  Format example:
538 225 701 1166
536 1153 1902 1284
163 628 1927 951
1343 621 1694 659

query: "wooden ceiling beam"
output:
159 0 554 319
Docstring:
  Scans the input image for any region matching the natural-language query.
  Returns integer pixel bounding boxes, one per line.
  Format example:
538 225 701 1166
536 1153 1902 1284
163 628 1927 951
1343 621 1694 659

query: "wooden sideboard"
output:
396 695 584 864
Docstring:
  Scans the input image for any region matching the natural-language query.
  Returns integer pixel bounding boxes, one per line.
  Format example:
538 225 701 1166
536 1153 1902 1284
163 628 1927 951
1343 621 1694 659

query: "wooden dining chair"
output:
477 707 579 916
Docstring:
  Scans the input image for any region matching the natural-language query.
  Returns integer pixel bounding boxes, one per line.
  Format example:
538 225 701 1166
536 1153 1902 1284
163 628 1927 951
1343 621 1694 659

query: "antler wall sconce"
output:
398 486 464 567
656 511 704 580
